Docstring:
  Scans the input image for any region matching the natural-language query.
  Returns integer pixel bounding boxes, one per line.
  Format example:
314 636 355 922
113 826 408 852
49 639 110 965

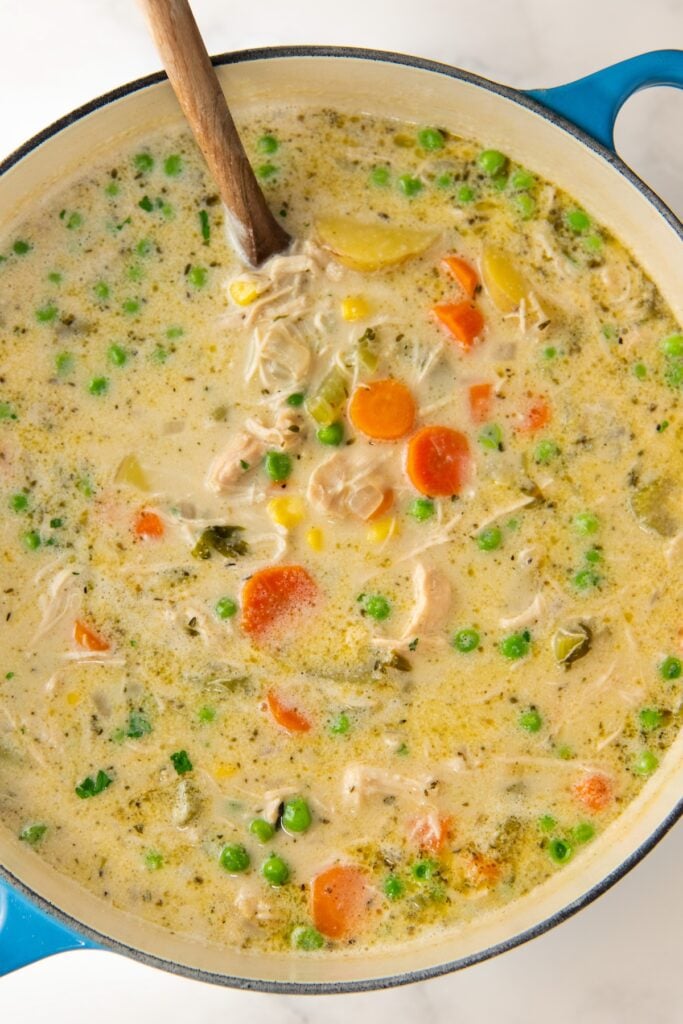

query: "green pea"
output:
478 149 508 177
281 796 312 834
144 850 163 871
500 632 530 659
543 346 557 360
291 925 324 950
317 422 344 446
572 568 600 591
519 708 542 733
435 172 453 188
660 656 682 680
360 594 391 621
398 174 423 197
108 344 127 367
585 547 602 564
572 822 595 844
370 165 391 186
659 333 683 357
383 875 404 900
166 326 184 340
535 439 560 464
565 208 590 233
264 450 292 482
329 712 350 735
188 265 208 288
477 526 502 551
408 498 435 522
638 708 664 732
548 838 573 864
411 859 438 882
666 362 683 389
457 184 475 203
134 152 154 173
47 271 62 284
93 281 110 301
573 511 599 535
583 234 603 253
286 392 305 407
13 240 31 256
491 172 509 191
514 193 536 219
478 423 503 451
198 706 216 724
258 134 279 154
262 853 290 886
122 298 140 315
65 212 82 230
219 844 250 873
163 154 183 176
632 362 647 380
35 303 58 323
9 493 28 512
249 818 275 843
23 531 41 550
105 181 120 196
510 168 535 190
633 750 658 776
257 163 278 180
215 597 238 620
452 628 480 653
537 814 556 833
417 127 444 150
88 377 109 396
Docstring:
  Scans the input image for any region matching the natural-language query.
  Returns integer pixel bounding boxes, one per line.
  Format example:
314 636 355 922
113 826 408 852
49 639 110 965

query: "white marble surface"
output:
0 0 681 1020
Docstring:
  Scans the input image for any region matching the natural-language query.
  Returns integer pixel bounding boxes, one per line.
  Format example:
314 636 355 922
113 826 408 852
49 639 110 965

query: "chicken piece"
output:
248 321 311 391
206 406 304 493
307 447 391 521
342 764 432 809
402 562 451 639
261 786 299 824
244 405 304 452
234 884 274 923
172 779 203 826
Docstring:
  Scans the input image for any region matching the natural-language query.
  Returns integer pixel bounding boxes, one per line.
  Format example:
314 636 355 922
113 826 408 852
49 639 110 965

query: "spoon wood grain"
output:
140 0 290 266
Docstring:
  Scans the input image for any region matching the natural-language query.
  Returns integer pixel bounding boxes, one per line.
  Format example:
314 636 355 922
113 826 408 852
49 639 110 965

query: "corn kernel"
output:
213 761 237 780
267 495 306 529
306 526 324 552
367 517 398 544
229 279 260 306
114 453 149 490
341 295 370 321
66 691 82 706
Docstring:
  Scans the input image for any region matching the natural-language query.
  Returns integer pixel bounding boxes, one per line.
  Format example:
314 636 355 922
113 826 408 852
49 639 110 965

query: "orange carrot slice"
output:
464 852 502 888
408 814 453 854
348 379 416 441
311 865 370 939
572 773 612 812
442 255 479 298
266 691 311 733
468 382 493 424
73 619 109 653
518 395 551 433
242 564 318 638
134 509 164 538
432 301 485 350
365 488 394 522
407 426 471 497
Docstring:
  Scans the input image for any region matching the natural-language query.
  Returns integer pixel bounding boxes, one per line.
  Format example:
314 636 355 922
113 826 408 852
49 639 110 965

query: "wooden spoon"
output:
140 0 290 266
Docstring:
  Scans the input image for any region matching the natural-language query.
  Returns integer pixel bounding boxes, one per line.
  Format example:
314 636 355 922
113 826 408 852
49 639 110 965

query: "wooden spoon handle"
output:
140 0 289 265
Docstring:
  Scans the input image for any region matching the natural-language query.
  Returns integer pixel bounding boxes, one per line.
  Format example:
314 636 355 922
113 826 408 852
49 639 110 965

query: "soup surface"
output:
0 109 681 956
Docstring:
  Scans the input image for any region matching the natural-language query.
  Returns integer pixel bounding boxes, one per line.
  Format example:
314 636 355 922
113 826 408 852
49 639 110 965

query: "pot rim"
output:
0 43 681 994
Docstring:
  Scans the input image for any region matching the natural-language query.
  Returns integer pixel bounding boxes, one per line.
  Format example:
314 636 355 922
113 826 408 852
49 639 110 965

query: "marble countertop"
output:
0 1 681 1020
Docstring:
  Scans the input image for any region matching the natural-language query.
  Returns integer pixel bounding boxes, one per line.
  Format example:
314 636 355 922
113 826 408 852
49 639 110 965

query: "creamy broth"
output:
0 110 681 955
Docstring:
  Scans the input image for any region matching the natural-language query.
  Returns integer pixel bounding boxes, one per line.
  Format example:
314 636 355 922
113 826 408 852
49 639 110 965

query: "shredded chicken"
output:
245 320 311 391
342 764 434 808
32 565 82 645
374 561 451 650
261 786 299 824
234 885 274 923
206 406 304 493
307 446 392 521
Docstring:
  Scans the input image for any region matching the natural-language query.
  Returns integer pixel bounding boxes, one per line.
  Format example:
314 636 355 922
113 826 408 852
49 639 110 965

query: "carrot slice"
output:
408 814 453 854
311 865 370 939
73 619 109 653
442 255 479 298
468 382 493 424
518 395 551 433
134 509 164 538
432 301 485 350
365 488 394 522
242 564 318 638
407 426 471 497
572 773 612 812
348 379 416 441
266 691 311 733
464 852 502 888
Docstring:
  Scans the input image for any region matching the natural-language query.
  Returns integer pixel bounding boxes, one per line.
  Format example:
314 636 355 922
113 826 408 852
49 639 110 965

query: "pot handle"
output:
0 878 99 975
526 49 683 151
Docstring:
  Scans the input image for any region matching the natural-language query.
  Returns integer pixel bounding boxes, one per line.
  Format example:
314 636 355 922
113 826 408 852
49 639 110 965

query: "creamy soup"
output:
0 109 681 956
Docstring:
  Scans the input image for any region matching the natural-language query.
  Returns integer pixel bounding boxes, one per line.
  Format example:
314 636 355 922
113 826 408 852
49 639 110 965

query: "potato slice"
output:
481 247 529 313
316 216 437 271
630 477 681 537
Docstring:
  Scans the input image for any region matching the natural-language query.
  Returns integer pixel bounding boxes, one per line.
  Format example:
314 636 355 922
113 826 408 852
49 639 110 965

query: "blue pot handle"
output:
526 49 683 151
0 877 99 975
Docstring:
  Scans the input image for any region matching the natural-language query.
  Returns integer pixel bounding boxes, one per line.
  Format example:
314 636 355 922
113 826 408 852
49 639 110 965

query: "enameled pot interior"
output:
0 51 681 990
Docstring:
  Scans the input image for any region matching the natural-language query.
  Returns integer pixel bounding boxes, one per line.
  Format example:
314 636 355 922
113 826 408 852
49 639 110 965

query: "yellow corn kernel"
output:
367 517 398 544
66 691 82 707
267 495 306 529
306 526 324 552
341 295 370 321
229 279 260 306
213 761 237 780
114 453 149 490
